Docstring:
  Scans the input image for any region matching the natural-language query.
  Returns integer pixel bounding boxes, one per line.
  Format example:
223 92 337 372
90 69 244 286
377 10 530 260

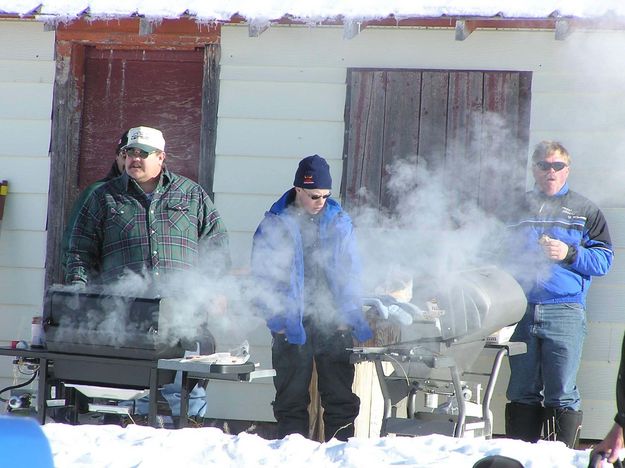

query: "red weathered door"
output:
78 48 204 190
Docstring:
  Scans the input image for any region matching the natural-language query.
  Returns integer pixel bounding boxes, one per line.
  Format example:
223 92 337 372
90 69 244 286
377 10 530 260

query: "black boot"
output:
324 421 354 442
505 402 544 443
544 407 583 448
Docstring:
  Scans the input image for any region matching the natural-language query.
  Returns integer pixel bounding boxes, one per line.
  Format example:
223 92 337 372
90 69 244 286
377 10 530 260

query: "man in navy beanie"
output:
251 154 372 441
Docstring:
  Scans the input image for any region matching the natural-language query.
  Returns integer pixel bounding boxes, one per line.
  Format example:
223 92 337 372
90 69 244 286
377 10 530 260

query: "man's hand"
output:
591 423 624 466
539 235 569 261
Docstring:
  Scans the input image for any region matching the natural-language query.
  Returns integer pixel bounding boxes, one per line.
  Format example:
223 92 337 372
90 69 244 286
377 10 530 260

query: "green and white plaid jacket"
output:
65 169 229 285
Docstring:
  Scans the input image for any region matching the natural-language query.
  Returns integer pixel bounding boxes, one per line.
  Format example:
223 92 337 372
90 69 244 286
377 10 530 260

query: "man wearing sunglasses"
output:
504 141 613 448
64 125 229 421
251 154 372 442
66 125 229 285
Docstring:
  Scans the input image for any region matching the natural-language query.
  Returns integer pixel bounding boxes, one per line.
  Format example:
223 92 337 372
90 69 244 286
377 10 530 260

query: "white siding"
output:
0 19 54 395
213 24 625 439
215 118 344 160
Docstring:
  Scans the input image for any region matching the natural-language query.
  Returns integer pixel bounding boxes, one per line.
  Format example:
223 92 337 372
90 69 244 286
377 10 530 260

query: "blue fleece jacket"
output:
251 189 373 344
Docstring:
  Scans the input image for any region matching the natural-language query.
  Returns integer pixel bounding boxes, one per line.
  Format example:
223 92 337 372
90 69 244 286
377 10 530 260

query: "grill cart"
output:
352 266 527 438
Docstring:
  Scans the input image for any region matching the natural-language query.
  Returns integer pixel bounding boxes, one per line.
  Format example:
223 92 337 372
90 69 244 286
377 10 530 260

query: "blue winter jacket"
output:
506 183 613 305
251 189 373 345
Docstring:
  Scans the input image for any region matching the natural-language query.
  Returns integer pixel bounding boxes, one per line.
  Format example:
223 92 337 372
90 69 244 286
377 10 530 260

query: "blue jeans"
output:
506 303 587 410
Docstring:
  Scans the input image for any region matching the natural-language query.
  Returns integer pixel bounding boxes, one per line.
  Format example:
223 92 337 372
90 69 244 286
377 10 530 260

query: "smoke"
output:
354 158 502 295
352 108 531 305
46 253 264 353
43 27 625 367
48 112 533 351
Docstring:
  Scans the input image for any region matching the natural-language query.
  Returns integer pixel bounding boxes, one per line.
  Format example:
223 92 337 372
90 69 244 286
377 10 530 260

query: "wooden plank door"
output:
342 69 531 221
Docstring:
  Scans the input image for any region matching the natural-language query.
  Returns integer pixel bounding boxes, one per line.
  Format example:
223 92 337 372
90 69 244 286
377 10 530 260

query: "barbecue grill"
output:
36 286 238 424
352 265 527 438
43 285 198 360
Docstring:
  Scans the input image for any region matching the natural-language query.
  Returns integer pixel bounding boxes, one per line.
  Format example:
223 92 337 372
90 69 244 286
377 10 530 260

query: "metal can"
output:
31 316 44 348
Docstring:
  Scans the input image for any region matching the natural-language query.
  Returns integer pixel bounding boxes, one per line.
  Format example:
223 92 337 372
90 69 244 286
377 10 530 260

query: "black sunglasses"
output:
535 161 568 172
123 147 157 159
304 190 331 200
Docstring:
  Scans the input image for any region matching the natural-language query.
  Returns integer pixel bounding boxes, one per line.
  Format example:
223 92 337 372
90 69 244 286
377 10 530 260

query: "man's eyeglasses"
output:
303 190 331 201
534 161 568 172
123 148 157 159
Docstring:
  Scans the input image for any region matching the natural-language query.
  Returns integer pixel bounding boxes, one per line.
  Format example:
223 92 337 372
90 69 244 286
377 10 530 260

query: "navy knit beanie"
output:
293 155 332 189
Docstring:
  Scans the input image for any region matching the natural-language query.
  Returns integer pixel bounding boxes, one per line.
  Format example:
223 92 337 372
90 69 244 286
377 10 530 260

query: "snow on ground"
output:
42 422 595 468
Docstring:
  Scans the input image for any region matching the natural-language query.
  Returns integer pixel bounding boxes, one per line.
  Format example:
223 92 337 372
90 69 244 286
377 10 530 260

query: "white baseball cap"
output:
125 126 165 153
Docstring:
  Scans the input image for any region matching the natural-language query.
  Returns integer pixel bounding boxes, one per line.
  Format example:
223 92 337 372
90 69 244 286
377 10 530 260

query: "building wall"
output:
211 24 625 439
0 20 54 397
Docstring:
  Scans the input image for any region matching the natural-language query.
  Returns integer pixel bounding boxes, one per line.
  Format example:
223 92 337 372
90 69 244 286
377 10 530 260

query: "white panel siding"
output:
583 399 619 441
0 119 52 156
0 20 54 404
0 268 45 306
586 284 625 324
578 360 622 440
213 24 625 435
220 65 345 84
583 322 625 363
223 26 548 70
215 118 344 159
533 72 625 94
227 231 254 271
0 194 49 231
0 83 54 119
569 176 625 208
218 80 346 121
0 157 50 193
0 230 47 268
603 208 625 246
0 58 55 83
0 21 54 61
0 305 38 341
579 359 621 403
214 155 343 195
530 93 625 133
596 250 625 286
217 193 273 232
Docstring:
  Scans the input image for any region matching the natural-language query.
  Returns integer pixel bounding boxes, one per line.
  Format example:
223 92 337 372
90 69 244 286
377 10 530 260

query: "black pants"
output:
271 320 359 442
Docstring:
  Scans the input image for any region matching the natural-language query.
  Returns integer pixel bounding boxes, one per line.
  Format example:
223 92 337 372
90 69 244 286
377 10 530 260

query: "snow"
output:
1 0 625 22
39 422 600 468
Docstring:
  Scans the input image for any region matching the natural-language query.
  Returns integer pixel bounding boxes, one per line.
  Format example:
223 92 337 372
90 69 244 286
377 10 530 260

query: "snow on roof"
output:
1 0 625 23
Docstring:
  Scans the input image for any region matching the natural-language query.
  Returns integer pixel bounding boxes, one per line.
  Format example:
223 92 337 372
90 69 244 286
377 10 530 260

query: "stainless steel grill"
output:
352 265 527 438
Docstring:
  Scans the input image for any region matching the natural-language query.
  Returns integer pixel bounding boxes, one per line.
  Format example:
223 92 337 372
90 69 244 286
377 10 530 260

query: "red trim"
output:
55 17 220 49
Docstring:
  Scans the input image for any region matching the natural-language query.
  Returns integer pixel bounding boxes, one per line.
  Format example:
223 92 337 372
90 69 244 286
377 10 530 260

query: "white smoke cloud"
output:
47 110 531 353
